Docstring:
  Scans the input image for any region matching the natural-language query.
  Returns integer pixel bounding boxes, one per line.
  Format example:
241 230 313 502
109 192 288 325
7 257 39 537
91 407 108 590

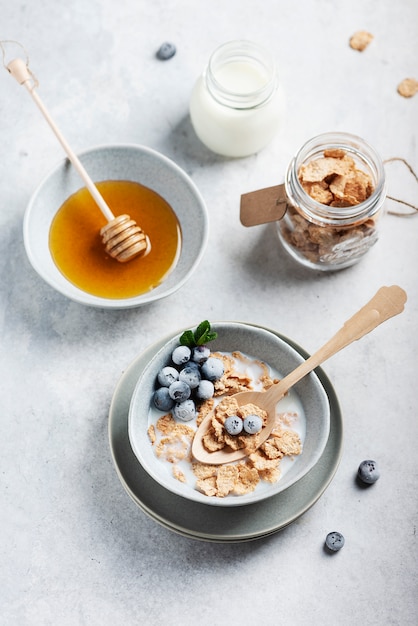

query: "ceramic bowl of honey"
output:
23 144 209 308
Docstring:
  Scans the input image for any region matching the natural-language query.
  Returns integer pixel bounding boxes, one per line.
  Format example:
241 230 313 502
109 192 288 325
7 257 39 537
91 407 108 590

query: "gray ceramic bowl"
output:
128 322 331 507
23 144 208 308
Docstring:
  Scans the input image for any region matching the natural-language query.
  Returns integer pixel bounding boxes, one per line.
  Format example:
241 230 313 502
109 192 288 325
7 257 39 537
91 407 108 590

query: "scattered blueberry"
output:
358 460 380 484
168 380 191 402
179 365 201 389
173 399 196 422
156 42 176 60
243 414 263 434
157 366 179 387
172 345 191 365
201 356 224 381
195 379 214 401
224 415 243 436
153 387 175 412
192 345 210 364
325 531 345 552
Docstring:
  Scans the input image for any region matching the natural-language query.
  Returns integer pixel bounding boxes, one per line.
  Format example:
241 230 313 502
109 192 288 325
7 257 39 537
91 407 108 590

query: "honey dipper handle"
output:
7 58 115 223
267 285 407 404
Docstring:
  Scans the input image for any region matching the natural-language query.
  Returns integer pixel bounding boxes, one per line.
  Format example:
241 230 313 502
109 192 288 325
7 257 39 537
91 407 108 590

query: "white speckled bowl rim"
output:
128 322 331 507
109 324 343 542
23 144 209 309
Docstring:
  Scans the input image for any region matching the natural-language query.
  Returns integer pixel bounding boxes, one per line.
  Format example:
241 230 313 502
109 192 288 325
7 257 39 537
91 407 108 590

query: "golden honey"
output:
49 180 181 298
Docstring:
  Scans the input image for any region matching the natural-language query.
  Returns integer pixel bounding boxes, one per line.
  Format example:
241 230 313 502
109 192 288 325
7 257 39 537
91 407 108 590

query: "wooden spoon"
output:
7 58 150 263
192 285 407 465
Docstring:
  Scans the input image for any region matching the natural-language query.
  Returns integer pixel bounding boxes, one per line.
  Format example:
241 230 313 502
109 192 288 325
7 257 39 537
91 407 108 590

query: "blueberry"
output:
173 399 196 422
358 460 380 484
156 42 176 60
172 345 191 365
179 365 201 389
195 379 214 401
153 387 175 412
224 415 243 436
325 531 345 552
243 414 263 434
168 380 191 402
201 356 224 381
183 360 200 370
192 345 210 364
157 366 179 387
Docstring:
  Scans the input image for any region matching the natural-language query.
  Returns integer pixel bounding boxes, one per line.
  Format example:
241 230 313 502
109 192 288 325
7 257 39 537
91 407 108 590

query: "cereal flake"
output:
156 413 176 434
349 31 374 51
172 465 187 483
196 476 218 497
272 430 302 456
397 78 418 98
233 464 260 494
216 465 240 497
147 424 156 445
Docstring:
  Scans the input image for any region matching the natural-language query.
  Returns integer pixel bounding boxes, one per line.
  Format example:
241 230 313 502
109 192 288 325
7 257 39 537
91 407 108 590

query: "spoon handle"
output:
267 285 407 403
7 58 115 223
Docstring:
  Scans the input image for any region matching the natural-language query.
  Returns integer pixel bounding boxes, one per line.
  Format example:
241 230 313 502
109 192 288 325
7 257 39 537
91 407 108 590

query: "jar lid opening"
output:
285 132 386 226
206 40 279 109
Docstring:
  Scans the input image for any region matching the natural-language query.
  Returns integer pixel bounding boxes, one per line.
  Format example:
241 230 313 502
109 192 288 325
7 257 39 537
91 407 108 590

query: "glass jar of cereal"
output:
277 132 386 270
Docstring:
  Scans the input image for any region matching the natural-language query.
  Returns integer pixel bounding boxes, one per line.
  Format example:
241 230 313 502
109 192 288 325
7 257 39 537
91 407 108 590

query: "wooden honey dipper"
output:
7 58 150 263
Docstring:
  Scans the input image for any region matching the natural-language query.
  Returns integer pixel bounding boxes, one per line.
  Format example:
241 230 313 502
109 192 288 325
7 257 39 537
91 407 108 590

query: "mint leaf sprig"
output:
179 320 217 348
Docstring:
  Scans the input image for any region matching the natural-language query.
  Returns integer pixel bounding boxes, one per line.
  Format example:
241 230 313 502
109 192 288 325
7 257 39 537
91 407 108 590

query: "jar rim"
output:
205 39 279 109
285 132 386 226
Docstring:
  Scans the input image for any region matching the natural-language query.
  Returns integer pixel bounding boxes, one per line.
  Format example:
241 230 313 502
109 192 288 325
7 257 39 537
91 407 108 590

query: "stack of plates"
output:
108 326 343 543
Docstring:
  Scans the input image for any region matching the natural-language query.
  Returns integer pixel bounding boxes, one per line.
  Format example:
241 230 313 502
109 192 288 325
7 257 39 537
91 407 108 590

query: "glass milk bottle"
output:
190 40 285 157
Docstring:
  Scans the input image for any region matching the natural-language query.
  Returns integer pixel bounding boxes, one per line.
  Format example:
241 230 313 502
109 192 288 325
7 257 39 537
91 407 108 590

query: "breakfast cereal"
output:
298 150 374 206
216 465 240 497
397 78 418 98
270 429 302 456
349 31 374 51
172 465 187 483
211 352 253 395
147 424 156 444
150 414 194 463
148 350 303 498
202 397 267 454
281 148 378 265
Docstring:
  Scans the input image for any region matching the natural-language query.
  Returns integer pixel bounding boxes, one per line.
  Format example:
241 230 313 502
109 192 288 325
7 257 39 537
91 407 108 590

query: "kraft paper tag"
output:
240 183 288 227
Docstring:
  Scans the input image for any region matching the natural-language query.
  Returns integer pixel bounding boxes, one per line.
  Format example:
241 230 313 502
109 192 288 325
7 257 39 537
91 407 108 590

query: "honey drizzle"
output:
49 180 181 299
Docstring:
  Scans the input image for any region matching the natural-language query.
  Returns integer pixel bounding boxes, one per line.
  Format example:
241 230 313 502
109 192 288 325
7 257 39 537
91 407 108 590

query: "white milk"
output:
214 61 270 93
189 40 285 157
